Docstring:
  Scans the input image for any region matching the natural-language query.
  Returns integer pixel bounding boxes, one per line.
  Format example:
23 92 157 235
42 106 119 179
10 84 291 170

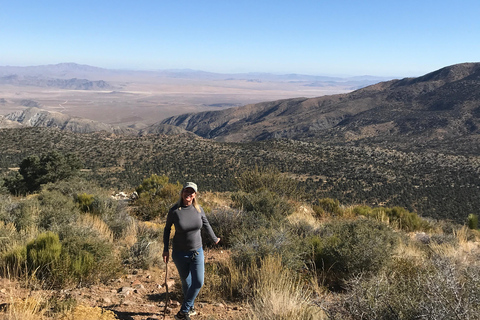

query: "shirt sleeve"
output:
200 207 219 244
163 208 174 252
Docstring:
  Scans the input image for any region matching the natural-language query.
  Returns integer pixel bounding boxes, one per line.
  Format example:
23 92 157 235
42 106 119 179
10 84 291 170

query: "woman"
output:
163 182 220 320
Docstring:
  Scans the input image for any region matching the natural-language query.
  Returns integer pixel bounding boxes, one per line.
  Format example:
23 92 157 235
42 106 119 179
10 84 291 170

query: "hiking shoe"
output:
174 310 191 320
188 306 196 316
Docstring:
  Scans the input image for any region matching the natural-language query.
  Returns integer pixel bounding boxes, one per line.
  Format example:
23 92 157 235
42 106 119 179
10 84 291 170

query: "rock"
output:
415 232 430 244
98 297 112 305
118 287 135 295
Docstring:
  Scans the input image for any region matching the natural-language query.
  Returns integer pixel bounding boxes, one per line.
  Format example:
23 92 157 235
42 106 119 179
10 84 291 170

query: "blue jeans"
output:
172 248 205 313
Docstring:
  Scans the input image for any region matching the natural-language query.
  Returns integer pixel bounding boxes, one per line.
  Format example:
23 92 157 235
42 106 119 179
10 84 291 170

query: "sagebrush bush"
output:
37 190 80 231
311 219 400 289
128 222 163 269
204 207 245 248
10 199 40 232
331 255 480 320
234 166 304 200
231 189 295 221
231 224 305 271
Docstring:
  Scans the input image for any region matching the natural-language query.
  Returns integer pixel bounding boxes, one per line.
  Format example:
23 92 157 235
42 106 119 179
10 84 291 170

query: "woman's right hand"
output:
162 251 169 264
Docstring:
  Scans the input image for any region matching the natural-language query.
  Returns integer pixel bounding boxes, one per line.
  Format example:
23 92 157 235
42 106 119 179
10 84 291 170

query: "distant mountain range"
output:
0 62 390 90
2 62 480 154
158 62 480 148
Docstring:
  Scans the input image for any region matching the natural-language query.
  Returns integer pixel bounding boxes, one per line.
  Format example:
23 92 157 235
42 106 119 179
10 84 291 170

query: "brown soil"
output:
0 249 247 320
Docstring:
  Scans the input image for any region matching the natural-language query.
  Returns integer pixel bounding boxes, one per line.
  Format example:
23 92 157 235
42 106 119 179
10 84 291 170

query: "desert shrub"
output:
353 205 389 222
467 213 479 230
311 219 400 289
0 221 20 252
313 198 342 218
26 231 62 280
231 224 305 271
354 205 430 232
100 200 134 239
1 245 27 278
234 166 304 200
9 198 40 231
331 255 480 320
42 176 105 198
37 190 80 231
134 174 182 220
244 255 325 320
58 232 121 286
202 256 253 302
75 193 95 213
204 207 245 248
128 222 163 269
382 206 428 232
231 189 295 221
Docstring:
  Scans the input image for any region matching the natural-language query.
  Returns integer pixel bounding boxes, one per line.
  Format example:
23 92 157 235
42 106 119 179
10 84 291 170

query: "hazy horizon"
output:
2 1 479 78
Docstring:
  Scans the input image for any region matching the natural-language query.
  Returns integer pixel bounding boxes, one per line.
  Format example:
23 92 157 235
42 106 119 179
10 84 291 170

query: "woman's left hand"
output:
215 238 221 245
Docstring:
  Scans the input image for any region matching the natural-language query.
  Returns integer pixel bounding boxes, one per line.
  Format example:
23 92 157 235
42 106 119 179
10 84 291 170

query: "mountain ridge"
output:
159 62 480 146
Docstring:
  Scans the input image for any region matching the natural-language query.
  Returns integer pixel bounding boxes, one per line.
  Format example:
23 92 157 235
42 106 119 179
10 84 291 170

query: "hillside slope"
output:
5 107 137 135
160 63 480 146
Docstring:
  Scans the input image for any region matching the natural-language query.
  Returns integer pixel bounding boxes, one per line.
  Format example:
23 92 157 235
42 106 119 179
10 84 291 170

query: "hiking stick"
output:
162 260 169 318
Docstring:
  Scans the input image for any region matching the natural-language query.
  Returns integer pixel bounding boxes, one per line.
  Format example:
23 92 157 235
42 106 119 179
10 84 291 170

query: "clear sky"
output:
1 0 479 77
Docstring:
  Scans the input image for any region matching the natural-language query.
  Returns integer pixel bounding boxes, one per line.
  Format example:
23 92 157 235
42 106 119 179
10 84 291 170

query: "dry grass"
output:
244 256 326 320
58 305 118 320
287 204 320 228
77 214 114 243
1 294 47 320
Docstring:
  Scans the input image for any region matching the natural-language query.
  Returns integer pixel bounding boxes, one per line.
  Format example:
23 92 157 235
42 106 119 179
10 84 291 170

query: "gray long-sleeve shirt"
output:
163 203 218 252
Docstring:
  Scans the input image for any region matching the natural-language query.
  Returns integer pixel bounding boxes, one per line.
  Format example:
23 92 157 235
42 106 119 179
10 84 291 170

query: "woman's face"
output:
182 187 196 206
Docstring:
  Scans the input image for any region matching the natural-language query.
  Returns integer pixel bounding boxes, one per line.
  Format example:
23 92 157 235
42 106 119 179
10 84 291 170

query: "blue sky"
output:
1 0 479 77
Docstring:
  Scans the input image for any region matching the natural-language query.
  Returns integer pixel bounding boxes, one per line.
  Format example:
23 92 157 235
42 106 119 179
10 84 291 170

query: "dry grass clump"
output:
1 295 47 320
58 305 118 320
244 256 326 320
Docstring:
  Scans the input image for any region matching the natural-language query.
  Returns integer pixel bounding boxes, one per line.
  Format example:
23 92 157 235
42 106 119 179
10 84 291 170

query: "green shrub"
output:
467 214 478 230
1 245 27 278
134 174 181 220
312 219 400 289
59 233 121 286
204 208 245 248
231 224 305 271
234 166 303 200
231 189 294 221
42 177 105 198
383 207 427 232
37 190 80 231
128 223 163 269
11 151 83 194
313 198 342 218
9 199 39 231
26 231 62 280
75 193 95 213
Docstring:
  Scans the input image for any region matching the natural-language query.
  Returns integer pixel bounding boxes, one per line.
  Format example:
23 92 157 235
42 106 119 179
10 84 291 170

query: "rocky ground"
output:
0 249 247 320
